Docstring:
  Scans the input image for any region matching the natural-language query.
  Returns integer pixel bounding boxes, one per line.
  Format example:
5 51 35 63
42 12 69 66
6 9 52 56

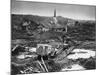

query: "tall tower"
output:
53 9 57 25
54 9 56 17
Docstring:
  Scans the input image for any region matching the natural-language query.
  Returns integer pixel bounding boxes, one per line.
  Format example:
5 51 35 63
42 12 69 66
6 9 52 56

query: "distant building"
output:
36 44 53 55
51 9 67 32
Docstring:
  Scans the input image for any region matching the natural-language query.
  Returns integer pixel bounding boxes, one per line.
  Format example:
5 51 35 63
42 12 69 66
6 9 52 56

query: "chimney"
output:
54 9 56 17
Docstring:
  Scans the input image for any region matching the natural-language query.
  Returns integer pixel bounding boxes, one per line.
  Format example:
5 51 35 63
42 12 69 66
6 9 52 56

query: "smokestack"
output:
54 9 56 17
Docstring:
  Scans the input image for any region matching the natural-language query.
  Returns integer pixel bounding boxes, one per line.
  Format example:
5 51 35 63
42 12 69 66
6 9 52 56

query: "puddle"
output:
67 49 95 59
61 64 85 71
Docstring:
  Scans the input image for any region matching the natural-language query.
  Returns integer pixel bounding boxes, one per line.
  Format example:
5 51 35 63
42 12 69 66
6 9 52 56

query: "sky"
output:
11 0 96 20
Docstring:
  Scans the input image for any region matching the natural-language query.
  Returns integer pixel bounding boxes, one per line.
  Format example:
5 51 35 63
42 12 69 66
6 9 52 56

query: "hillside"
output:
11 14 96 42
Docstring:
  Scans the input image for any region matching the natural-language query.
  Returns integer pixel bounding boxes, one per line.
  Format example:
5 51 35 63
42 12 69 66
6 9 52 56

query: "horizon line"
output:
11 13 96 21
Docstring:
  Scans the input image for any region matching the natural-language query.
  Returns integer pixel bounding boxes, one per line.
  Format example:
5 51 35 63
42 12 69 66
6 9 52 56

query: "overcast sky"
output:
11 0 96 20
